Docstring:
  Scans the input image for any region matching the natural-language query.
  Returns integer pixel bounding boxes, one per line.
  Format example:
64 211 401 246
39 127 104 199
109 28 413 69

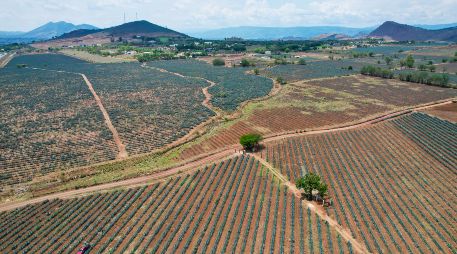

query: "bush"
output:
298 58 307 65
240 58 251 67
212 58 225 66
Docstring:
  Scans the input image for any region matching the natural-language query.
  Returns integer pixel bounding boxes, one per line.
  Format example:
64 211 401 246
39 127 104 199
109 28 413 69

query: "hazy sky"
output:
1 0 456 31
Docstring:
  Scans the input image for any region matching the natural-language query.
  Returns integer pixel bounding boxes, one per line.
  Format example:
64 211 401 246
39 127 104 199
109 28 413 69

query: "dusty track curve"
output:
1 98 454 212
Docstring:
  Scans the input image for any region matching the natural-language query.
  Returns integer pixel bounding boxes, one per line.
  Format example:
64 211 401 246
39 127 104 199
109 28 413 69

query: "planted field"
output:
180 81 392 159
0 155 351 253
147 59 274 111
0 66 117 189
179 75 456 160
261 113 457 253
10 54 214 155
303 75 457 106
261 60 361 82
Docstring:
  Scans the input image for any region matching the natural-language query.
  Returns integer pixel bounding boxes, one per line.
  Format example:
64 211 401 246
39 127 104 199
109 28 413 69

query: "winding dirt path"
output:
141 63 222 116
0 52 16 68
28 67 128 159
1 98 453 213
81 74 128 159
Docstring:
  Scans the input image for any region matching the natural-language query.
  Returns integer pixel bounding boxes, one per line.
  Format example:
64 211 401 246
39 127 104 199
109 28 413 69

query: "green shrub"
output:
212 58 225 66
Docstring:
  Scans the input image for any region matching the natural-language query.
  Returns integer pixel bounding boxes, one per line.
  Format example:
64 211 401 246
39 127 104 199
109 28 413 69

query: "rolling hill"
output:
21 21 98 39
33 20 188 49
369 21 457 41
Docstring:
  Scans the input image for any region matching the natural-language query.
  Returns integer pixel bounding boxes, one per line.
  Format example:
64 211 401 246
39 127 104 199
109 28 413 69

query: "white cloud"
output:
0 0 456 31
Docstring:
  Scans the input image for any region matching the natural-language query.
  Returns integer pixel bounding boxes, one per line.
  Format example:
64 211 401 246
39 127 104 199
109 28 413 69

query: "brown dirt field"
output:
435 62 457 73
420 101 457 122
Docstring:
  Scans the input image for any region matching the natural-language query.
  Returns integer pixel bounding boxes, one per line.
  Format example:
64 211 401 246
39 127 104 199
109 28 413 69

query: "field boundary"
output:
0 52 16 68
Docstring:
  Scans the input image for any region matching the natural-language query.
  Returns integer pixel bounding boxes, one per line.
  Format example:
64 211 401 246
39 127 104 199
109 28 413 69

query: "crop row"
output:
262 115 457 253
0 155 350 253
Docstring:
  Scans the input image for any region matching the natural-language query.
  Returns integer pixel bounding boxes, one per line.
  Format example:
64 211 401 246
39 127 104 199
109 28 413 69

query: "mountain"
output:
415 23 457 30
21 21 98 39
369 21 457 41
188 26 375 40
32 20 187 49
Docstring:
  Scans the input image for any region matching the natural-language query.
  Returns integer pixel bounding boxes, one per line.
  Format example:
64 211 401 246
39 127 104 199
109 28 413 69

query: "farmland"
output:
261 113 457 253
0 66 118 190
0 155 351 253
179 75 457 160
147 59 274 111
0 54 216 190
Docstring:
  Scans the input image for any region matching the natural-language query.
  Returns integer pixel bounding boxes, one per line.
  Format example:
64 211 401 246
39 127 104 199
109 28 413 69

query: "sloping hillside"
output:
370 21 457 41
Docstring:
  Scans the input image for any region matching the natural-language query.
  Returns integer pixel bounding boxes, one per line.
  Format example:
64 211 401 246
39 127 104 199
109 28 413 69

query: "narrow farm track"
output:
252 154 371 254
80 74 128 159
0 98 455 212
27 67 128 159
0 52 16 68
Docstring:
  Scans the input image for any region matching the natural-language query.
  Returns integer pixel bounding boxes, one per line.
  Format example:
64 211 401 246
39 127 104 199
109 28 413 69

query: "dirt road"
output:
81 74 128 159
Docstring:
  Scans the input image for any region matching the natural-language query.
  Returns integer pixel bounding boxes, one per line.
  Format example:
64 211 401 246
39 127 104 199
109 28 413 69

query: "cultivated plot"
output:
0 155 351 253
262 113 457 253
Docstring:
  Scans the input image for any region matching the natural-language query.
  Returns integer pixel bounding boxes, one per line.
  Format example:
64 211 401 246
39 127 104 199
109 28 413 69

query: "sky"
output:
1 0 456 32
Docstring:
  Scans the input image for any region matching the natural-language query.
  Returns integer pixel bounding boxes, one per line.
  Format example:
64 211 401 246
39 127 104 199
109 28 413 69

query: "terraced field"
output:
261 113 457 253
147 59 274 111
0 155 352 253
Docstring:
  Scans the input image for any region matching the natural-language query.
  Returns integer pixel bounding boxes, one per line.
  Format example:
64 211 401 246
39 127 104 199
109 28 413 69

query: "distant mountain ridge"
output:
188 26 375 40
22 21 98 39
369 21 457 41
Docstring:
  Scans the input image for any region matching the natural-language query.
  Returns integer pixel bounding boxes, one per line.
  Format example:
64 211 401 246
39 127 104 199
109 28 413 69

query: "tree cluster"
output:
360 65 394 79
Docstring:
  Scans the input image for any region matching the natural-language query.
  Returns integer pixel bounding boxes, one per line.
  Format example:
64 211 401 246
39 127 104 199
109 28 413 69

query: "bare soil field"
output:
420 101 457 122
60 49 134 63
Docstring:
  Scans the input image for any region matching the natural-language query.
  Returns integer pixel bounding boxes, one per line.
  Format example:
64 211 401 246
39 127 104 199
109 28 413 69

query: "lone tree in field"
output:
296 172 328 201
239 133 262 151
212 58 225 66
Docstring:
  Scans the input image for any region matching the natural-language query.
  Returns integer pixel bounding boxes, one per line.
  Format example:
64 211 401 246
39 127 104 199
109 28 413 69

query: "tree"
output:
239 133 262 151
212 58 225 66
405 55 415 68
418 64 427 71
253 68 260 75
240 58 251 67
298 58 307 65
295 172 327 200
384 56 392 65
428 65 436 72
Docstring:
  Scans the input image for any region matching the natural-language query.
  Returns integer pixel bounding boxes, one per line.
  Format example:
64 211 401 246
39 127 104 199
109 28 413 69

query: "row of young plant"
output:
348 127 454 252
363 127 457 249
393 113 456 170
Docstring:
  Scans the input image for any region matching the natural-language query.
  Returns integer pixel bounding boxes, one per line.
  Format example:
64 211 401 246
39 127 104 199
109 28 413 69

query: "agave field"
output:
147 59 274 111
261 60 361 82
0 65 118 189
304 75 457 106
261 113 457 253
0 155 352 253
0 54 219 190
